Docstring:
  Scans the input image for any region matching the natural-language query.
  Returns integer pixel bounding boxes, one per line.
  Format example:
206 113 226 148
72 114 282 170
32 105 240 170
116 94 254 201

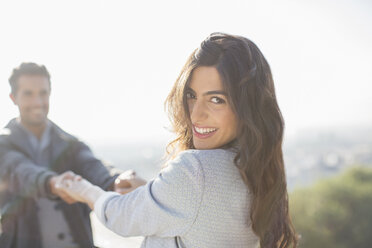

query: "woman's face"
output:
186 66 238 150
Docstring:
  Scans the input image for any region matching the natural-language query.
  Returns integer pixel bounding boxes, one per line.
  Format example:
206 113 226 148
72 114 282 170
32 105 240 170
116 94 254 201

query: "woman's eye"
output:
186 92 196 99
211 97 225 104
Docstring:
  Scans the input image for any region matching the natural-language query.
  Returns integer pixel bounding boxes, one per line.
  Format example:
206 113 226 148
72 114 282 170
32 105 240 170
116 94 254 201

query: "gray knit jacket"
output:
94 149 259 248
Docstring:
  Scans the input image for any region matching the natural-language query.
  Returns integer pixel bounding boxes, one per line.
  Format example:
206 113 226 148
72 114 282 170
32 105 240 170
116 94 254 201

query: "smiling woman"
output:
166 33 298 247
57 32 298 248
185 66 238 150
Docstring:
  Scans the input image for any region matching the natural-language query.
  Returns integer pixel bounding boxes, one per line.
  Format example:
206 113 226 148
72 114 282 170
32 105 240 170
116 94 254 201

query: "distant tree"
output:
289 166 372 248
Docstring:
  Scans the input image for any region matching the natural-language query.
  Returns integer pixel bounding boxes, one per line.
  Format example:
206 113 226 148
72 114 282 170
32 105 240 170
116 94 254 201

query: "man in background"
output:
0 62 141 248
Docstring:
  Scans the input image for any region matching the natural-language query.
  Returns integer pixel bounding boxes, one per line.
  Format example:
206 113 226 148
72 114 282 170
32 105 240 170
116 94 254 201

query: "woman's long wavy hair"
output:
165 33 298 247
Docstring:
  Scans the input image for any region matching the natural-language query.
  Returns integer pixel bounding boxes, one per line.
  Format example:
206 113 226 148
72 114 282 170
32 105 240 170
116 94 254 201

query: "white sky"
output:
1 0 371 144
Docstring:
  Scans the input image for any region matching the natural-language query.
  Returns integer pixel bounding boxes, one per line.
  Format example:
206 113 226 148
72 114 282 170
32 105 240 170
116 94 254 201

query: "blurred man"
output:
0 62 138 248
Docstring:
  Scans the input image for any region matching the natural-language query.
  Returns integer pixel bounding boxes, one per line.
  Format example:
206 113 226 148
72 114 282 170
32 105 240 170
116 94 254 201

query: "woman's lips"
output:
193 125 218 139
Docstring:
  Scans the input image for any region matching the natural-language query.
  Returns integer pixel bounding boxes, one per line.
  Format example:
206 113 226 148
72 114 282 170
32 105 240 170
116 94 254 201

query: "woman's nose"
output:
190 100 208 122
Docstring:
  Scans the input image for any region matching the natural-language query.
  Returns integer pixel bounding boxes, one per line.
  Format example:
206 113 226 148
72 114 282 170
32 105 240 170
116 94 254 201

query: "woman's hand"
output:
55 171 105 209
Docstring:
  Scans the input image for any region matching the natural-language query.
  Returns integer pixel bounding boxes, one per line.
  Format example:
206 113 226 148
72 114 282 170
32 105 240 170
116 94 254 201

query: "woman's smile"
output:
193 125 218 139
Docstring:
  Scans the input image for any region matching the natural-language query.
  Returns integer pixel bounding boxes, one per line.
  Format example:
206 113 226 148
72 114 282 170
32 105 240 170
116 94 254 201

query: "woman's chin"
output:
193 140 218 150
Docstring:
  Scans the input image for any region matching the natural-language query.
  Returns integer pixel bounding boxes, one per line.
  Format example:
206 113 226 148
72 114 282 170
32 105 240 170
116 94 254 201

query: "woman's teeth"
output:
195 126 217 134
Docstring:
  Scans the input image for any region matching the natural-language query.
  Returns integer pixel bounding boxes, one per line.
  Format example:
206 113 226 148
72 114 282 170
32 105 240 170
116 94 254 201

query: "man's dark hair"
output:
8 62 51 94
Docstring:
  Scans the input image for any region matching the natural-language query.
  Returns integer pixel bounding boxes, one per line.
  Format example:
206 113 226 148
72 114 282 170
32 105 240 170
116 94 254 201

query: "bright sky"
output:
1 0 371 144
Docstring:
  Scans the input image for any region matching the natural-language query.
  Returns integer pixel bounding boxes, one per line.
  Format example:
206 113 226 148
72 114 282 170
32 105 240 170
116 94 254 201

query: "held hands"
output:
53 171 104 209
49 171 82 204
50 170 147 209
114 170 147 194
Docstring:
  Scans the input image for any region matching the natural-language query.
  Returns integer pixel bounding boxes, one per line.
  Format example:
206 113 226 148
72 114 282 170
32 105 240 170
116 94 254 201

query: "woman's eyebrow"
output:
186 87 227 96
203 90 227 96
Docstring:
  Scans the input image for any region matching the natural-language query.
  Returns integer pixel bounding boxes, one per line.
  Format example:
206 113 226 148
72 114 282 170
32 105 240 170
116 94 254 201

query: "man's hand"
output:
49 171 81 204
114 170 147 194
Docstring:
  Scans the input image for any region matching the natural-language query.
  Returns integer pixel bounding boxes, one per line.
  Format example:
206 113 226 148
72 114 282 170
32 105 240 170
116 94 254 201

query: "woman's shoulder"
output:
177 148 236 166
163 148 237 179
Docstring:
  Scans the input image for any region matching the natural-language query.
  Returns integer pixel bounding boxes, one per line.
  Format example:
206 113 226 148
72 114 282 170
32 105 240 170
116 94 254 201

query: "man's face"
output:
10 75 50 128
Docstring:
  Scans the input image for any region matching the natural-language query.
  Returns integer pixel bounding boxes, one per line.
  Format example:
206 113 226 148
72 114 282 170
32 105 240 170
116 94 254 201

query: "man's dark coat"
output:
0 119 118 248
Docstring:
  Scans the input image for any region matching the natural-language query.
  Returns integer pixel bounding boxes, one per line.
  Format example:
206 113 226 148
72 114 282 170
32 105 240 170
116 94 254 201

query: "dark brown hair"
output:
165 33 298 247
8 62 51 94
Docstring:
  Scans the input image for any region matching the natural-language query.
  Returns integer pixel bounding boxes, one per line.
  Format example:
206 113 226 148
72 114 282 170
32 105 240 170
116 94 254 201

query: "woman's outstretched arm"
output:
58 151 204 238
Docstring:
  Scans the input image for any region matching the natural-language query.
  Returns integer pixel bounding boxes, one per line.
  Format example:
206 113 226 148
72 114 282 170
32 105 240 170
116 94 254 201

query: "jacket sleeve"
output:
0 142 57 199
70 141 120 191
93 151 204 238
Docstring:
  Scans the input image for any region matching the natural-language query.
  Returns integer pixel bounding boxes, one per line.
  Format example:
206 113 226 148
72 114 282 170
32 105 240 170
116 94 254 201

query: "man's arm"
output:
69 141 121 191
0 144 57 199
63 140 144 195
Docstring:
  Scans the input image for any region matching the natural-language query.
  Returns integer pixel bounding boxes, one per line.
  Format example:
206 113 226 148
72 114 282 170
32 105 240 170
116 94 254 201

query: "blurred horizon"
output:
87 124 372 189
